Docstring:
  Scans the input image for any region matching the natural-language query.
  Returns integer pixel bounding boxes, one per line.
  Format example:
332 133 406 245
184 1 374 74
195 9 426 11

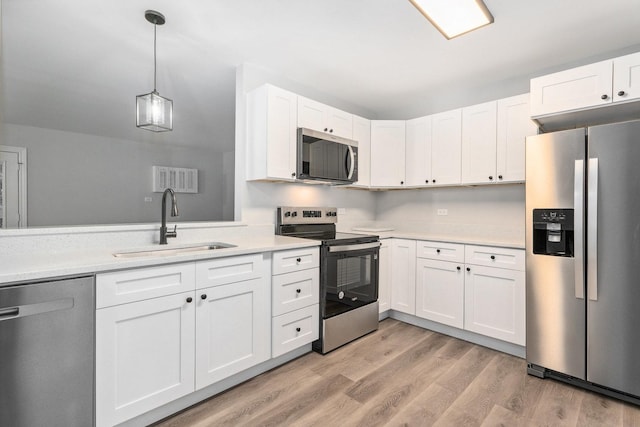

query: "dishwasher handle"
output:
0 298 74 322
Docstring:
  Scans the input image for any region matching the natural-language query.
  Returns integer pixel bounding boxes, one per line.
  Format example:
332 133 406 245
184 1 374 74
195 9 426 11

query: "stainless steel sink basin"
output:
113 242 236 258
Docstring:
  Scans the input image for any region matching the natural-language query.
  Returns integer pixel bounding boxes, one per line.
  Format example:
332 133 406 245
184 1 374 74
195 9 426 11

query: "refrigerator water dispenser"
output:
532 209 574 257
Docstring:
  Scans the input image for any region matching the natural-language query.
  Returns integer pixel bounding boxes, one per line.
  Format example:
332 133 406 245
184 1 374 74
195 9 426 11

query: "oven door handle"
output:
328 241 381 252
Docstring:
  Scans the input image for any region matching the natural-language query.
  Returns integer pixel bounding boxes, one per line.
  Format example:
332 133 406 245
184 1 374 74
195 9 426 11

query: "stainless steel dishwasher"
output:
0 276 95 427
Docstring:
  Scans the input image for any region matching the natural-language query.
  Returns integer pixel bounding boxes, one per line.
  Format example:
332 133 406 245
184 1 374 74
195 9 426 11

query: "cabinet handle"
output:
436 249 441 253
296 288 301 294
186 297 193 303
457 266 461 271
324 127 328 132
618 90 626 96
330 129 334 133
489 176 493 180
498 175 503 180
425 180 429 184
466 267 471 272
201 294 207 300
291 172 296 177
601 94 609 100
296 257 301 263
296 327 301 332
490 255 496 260
400 181 404 185
432 179 436 183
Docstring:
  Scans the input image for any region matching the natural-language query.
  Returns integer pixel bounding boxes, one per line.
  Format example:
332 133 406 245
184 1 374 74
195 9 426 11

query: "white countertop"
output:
0 234 319 286
371 231 524 249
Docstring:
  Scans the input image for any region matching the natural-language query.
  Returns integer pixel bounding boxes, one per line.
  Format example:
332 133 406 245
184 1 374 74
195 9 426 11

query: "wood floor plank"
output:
576 391 624 427
622 402 640 426
385 383 458 427
480 404 537 427
530 380 585 426
434 344 498 395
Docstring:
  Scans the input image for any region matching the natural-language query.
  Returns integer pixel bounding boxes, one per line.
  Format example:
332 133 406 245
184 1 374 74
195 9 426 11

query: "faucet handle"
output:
167 225 178 239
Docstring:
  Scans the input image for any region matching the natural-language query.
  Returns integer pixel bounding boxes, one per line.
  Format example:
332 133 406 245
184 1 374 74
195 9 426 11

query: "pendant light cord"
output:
153 22 157 92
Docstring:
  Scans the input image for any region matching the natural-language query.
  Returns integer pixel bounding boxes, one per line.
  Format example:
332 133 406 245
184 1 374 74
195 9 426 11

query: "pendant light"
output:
136 10 173 132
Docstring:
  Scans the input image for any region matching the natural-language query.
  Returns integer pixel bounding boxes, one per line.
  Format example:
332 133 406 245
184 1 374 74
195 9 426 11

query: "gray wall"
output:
2 124 233 226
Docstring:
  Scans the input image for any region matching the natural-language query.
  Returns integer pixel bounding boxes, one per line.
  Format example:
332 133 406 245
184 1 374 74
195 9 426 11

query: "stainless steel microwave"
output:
296 128 358 185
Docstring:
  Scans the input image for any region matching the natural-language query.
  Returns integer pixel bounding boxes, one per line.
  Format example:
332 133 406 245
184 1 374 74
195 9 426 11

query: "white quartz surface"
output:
0 225 319 285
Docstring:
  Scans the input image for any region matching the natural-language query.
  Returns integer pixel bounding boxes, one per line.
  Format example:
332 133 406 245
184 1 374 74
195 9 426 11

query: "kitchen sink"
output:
113 242 237 258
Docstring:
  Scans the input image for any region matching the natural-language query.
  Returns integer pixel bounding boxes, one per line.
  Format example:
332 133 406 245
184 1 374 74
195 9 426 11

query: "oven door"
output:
321 241 379 319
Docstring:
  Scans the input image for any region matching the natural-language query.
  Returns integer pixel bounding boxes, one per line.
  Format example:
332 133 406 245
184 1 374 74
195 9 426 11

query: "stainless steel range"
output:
276 207 380 354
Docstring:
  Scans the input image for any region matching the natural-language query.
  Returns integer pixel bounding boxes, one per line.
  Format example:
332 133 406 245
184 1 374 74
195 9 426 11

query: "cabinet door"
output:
327 106 353 139
405 116 432 187
297 96 327 133
195 277 270 389
496 94 538 182
461 101 497 184
464 265 525 345
247 84 298 181
96 292 195 427
378 239 391 313
370 120 406 187
530 60 613 117
613 51 640 103
390 239 416 314
431 109 462 185
352 115 371 187
415 259 464 328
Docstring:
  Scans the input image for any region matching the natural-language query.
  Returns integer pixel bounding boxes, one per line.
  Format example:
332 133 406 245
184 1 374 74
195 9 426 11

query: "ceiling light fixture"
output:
408 0 494 39
136 10 173 132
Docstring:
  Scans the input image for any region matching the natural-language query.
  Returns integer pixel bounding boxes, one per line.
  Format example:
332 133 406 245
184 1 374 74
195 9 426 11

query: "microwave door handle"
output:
346 146 355 180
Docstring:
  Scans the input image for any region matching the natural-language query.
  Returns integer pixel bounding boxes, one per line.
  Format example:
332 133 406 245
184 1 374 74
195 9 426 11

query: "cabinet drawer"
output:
272 268 319 316
272 247 319 275
196 254 267 289
416 241 465 263
465 245 525 271
96 263 195 308
272 304 319 358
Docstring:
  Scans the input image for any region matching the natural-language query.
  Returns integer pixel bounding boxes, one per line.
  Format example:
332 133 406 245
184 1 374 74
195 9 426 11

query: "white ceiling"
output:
2 0 640 149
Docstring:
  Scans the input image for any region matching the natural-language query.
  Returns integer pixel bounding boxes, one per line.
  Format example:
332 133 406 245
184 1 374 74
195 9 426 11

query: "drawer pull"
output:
466 267 471 272
201 294 207 300
186 297 193 303
296 327 301 332
457 266 461 271
296 288 301 294
436 249 441 254
296 258 301 263
490 255 496 260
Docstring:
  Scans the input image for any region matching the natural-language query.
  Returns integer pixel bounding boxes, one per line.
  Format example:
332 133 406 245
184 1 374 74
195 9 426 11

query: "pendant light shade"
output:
136 10 173 132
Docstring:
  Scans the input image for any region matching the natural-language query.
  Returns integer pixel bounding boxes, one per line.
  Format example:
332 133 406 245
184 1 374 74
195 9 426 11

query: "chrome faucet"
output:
160 188 179 244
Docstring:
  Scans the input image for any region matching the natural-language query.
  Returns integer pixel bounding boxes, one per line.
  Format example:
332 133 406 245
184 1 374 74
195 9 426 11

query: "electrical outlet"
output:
338 208 346 215
437 209 448 216
144 197 153 203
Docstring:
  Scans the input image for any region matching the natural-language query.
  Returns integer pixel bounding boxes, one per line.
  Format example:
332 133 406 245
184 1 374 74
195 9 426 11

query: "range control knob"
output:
284 211 291 217
292 211 298 217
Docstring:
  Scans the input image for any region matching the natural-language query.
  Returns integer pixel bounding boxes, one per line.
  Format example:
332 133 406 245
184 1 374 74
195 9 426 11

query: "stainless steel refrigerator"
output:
526 119 640 401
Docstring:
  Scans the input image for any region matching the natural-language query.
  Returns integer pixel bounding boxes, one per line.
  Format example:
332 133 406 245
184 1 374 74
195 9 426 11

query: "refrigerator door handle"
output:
574 160 585 299
587 157 599 301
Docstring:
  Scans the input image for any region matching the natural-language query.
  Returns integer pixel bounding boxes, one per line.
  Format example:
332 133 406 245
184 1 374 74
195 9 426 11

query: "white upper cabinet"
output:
352 115 371 187
247 84 298 181
496 94 538 182
298 96 353 139
405 116 433 187
531 52 640 119
430 109 462 186
613 52 640 102
370 120 407 187
530 60 613 117
461 101 497 185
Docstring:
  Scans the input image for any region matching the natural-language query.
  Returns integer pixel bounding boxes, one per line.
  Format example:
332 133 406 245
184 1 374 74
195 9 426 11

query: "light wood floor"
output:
154 319 640 427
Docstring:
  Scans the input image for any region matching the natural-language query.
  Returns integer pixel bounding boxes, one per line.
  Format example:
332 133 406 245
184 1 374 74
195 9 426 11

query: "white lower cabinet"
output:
464 253 525 346
195 277 270 389
96 254 272 427
270 247 320 358
96 292 196 427
378 239 391 313
390 239 417 314
415 258 464 328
